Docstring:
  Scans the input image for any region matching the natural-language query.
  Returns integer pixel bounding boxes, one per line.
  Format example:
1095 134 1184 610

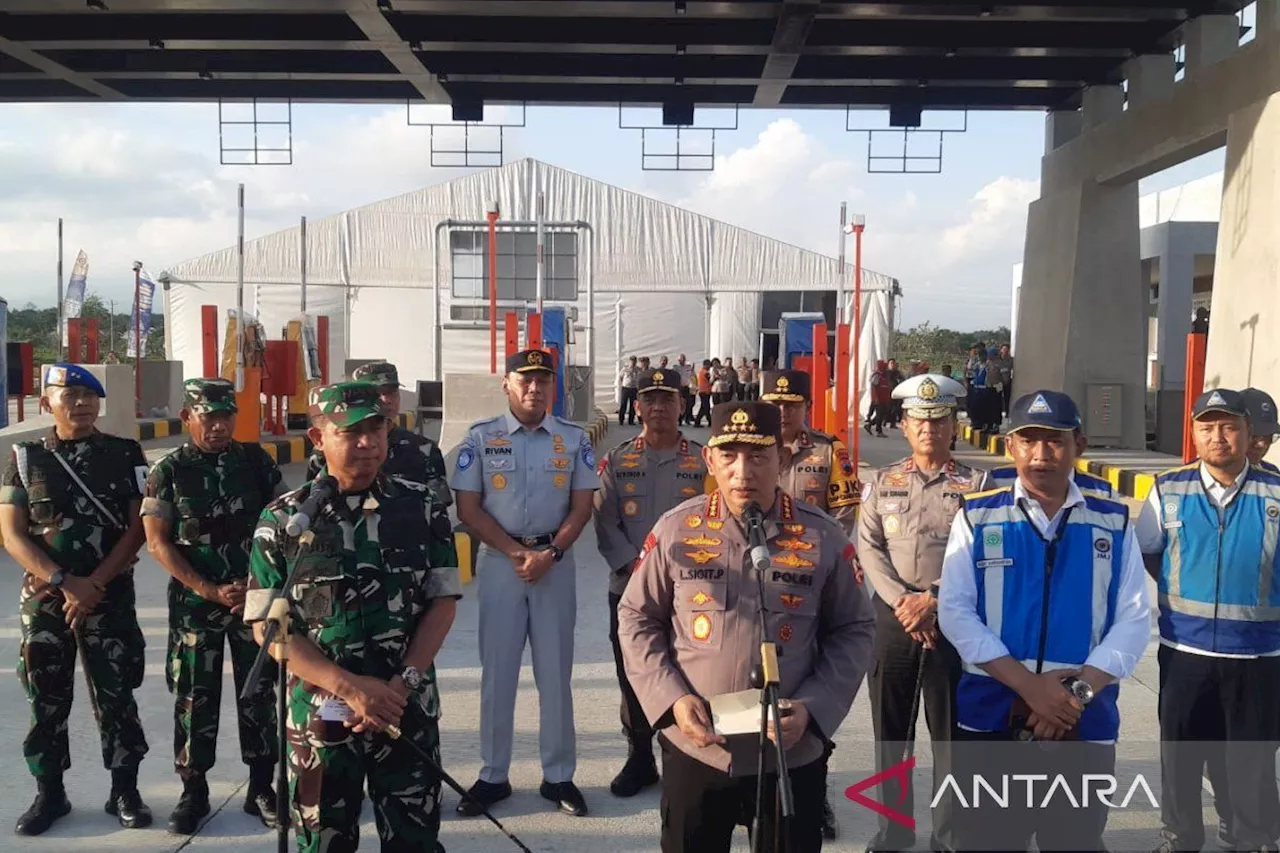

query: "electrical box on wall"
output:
1085 383 1124 445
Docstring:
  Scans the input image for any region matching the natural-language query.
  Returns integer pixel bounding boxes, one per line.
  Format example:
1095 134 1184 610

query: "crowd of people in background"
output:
616 354 770 428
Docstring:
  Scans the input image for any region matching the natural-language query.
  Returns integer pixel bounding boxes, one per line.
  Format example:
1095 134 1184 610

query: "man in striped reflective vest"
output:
986 462 1114 498
1136 388 1280 853
938 389 1150 852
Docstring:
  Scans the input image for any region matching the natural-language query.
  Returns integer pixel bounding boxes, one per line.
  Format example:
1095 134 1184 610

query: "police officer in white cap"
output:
859 374 985 853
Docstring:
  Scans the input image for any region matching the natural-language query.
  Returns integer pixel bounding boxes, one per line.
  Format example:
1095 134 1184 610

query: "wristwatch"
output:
1062 675 1094 705
399 666 423 692
550 545 565 563
48 570 65 589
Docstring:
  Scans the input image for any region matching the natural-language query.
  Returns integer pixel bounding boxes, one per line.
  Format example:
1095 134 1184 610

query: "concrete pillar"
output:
1081 84 1124 128
1203 92 1280 422
1183 15 1239 77
1044 109 1081 153
1125 53 1175 107
1013 179 1146 449
1257 0 1279 40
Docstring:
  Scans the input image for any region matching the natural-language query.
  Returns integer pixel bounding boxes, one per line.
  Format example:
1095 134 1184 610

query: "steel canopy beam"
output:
754 0 819 106
0 34 124 99
345 1 450 103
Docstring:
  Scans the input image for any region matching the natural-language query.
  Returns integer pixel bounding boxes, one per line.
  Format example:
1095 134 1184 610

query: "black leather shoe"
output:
820 791 839 840
609 742 659 797
456 779 512 817
105 789 153 829
14 786 71 836
865 831 916 853
243 786 280 830
540 780 588 816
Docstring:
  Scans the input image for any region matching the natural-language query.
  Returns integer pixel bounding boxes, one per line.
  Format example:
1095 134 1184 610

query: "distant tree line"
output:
7 295 166 369
890 322 1011 376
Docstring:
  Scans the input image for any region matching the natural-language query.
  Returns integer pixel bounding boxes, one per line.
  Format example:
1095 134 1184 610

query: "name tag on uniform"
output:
1163 520 1183 529
976 558 1013 569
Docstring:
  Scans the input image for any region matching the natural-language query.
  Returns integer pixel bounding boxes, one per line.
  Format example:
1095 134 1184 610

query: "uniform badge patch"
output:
779 624 794 643
773 552 814 569
842 542 863 584
692 613 713 642
783 523 805 534
681 486 697 496
1268 505 1280 520
624 482 638 494
551 457 569 470
706 520 725 530
685 549 719 565
554 473 567 488
620 460 641 469
457 446 475 471
623 499 640 517
884 473 909 487
684 514 703 529
491 473 508 490
683 535 721 547
884 515 901 536
690 590 715 607
639 532 658 561
776 537 813 551
779 593 804 609
983 530 1003 547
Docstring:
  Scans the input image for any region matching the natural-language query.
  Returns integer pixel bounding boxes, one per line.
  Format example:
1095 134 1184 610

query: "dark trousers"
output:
1157 645 1280 850
681 387 695 424
695 393 713 426
619 387 638 425
954 731 1115 852
608 592 652 744
868 597 962 850
658 735 827 853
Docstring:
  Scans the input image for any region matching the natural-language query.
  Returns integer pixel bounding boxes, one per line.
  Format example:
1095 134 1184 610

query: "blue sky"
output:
0 100 1224 331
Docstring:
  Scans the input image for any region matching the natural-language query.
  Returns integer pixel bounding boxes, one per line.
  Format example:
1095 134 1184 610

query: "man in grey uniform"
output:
594 367 709 797
859 374 985 853
451 348 600 818
618 401 876 853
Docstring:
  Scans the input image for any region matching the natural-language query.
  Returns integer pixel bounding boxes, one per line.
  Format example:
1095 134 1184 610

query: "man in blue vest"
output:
986 462 1114 498
1136 388 1280 853
938 389 1151 852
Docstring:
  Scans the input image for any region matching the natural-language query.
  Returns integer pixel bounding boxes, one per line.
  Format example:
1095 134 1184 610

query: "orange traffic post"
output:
504 311 520 360
527 312 543 351
833 322 851 446
811 323 829 432
1181 331 1208 464
232 366 263 443
201 305 219 377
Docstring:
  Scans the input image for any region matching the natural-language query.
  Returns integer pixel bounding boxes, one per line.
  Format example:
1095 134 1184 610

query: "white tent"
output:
162 158 897 413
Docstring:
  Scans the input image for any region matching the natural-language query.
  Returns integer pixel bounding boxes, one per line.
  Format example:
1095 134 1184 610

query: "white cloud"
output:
939 175 1040 263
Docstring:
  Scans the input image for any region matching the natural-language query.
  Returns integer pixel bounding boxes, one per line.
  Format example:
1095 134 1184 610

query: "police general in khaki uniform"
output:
760 370 859 533
618 401 875 853
594 367 710 797
858 374 985 853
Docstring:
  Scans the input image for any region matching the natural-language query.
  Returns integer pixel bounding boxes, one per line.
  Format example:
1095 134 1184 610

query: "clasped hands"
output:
510 547 556 584
895 591 938 649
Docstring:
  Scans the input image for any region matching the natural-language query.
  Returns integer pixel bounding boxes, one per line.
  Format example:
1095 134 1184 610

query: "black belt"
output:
516 534 555 547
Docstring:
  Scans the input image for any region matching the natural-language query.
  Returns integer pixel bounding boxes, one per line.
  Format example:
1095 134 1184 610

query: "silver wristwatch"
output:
48 570 66 588
1062 675 1094 705
400 666 424 692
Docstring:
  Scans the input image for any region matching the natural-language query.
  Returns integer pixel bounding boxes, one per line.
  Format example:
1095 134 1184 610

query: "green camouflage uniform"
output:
1 429 150 778
305 362 453 532
248 381 462 853
142 378 288 776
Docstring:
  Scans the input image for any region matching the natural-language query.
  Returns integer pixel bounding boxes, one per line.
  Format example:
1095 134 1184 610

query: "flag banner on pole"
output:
125 269 157 358
62 250 88 347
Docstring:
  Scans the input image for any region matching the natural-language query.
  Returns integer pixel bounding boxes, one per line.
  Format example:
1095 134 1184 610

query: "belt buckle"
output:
521 536 538 547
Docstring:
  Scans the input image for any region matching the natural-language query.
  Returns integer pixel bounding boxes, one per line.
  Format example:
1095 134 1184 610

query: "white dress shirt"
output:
1135 462 1274 659
938 479 1152 680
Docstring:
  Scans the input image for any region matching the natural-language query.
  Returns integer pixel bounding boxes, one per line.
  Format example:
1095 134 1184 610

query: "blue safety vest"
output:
956 487 1128 741
988 466 1113 498
1154 463 1280 656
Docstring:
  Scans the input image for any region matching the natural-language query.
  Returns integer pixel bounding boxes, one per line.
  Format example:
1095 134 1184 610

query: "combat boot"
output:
609 738 659 797
243 760 281 829
166 772 210 835
104 766 153 829
14 776 71 836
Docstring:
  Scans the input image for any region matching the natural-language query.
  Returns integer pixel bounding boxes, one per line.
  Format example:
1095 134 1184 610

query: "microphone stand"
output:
241 529 319 853
746 506 793 853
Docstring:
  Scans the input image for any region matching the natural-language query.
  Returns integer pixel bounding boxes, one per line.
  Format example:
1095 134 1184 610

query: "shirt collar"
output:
1012 476 1087 514
1199 461 1248 492
505 410 549 434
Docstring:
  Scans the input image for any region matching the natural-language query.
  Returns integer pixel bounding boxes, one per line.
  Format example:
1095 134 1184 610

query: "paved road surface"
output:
0 424 1209 852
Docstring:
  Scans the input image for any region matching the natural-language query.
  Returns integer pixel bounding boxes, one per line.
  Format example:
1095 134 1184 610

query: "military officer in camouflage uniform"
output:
593 367 709 798
142 378 288 834
859 374 986 853
617 401 876 853
760 369 859 533
306 361 452 525
0 363 152 835
248 381 461 853
759 367 860 837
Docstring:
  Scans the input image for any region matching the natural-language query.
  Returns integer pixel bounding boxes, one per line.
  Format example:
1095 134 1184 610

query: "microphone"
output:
743 501 771 575
285 475 338 537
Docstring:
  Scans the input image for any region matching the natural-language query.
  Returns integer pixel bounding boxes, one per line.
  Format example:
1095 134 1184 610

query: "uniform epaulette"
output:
607 436 638 456
808 430 836 445
877 456 913 475
469 414 506 432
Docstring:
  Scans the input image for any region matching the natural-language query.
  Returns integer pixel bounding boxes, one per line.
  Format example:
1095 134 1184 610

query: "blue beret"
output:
43 363 106 398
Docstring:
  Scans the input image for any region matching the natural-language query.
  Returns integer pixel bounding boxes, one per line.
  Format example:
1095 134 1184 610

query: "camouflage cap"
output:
309 381 387 428
352 361 401 388
183 377 238 414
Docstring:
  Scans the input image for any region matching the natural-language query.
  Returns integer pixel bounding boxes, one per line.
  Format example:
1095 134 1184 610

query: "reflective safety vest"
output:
956 487 1128 741
987 465 1114 498
1154 463 1280 656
